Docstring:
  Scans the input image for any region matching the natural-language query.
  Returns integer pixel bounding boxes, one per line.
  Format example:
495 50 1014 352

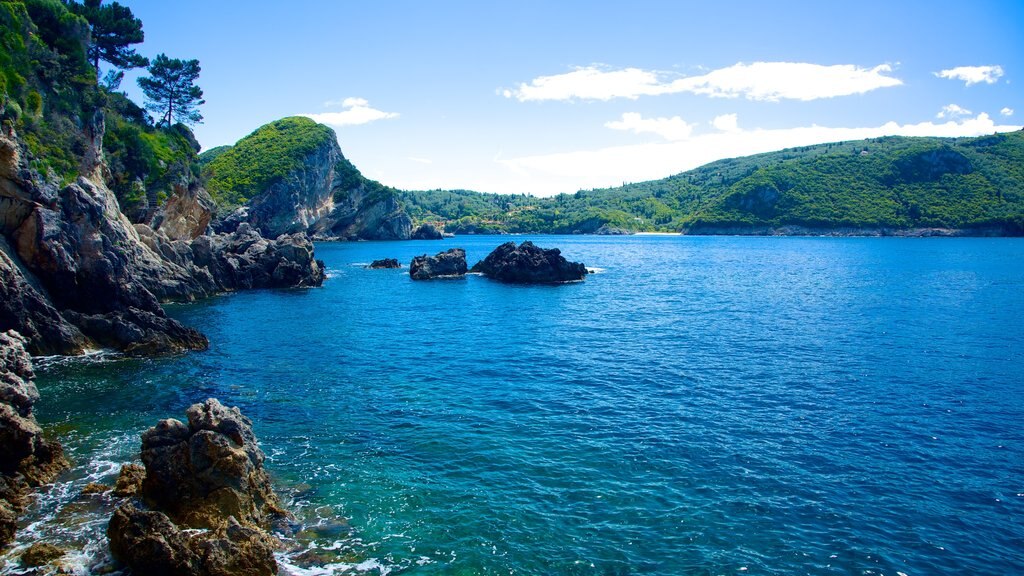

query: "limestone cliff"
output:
203 117 412 240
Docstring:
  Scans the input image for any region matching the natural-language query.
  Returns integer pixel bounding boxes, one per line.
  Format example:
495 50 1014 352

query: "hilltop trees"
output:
137 53 204 126
69 0 148 74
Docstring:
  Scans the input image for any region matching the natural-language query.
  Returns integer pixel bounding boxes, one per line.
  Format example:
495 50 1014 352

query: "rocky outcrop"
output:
108 399 284 576
151 182 216 241
207 118 413 241
471 241 587 283
409 248 467 280
1 122 326 356
411 222 444 240
595 224 632 235
0 331 69 546
368 258 400 269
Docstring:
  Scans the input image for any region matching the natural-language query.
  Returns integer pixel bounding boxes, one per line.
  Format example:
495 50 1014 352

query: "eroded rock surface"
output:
0 331 68 546
409 248 467 280
471 241 587 283
108 399 285 576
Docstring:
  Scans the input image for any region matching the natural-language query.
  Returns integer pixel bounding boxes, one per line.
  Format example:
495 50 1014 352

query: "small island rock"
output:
368 258 401 269
409 248 467 280
471 241 587 283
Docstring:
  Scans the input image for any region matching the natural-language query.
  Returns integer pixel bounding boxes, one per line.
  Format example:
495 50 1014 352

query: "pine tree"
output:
137 54 205 126
70 0 148 74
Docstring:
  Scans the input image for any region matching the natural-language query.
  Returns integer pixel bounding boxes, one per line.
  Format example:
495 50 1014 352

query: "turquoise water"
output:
17 235 1024 575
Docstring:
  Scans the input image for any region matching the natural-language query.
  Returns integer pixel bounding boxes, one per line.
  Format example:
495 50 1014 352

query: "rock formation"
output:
411 222 444 240
0 331 69 546
368 258 401 269
471 241 587 283
409 248 467 280
1 124 325 357
108 399 284 576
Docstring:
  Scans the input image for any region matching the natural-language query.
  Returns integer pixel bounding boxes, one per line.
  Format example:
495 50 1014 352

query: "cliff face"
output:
204 117 412 240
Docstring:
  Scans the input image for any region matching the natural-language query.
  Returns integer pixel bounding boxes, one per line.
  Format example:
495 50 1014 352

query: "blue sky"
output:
119 0 1022 196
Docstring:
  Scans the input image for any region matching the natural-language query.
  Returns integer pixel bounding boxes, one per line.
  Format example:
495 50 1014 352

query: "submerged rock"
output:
409 248 467 280
108 399 285 576
368 258 401 269
471 241 587 283
0 331 68 547
411 223 444 240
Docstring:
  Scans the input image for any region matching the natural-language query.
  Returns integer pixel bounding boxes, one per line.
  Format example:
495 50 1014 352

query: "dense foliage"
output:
202 116 336 209
0 0 203 215
68 0 147 73
400 132 1024 234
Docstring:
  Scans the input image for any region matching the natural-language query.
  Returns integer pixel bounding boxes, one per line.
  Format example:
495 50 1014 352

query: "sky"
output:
118 0 1023 196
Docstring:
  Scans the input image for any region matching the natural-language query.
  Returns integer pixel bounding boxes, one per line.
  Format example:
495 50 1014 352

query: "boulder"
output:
367 258 401 269
471 241 587 283
108 399 285 576
411 223 444 240
409 248 467 280
0 331 68 546
20 542 66 567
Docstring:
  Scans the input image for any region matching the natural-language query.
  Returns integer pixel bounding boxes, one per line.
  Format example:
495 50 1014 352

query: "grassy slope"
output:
399 131 1024 234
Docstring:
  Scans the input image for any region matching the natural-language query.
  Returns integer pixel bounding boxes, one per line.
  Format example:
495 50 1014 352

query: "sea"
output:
4 235 1024 575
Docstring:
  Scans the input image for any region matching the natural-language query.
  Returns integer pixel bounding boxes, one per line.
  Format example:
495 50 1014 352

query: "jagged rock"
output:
190 224 325 291
82 482 110 495
109 505 277 576
367 258 400 269
152 182 216 241
0 236 87 355
114 462 146 497
20 542 66 567
409 248 467 280
139 399 284 529
0 331 68 546
471 241 587 283
411 223 444 240
2 121 325 357
109 399 283 576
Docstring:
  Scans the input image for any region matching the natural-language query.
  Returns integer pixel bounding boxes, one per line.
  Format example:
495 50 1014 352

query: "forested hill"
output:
398 130 1024 235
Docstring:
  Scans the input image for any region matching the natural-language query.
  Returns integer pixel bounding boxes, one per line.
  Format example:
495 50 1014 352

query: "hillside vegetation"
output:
201 116 335 209
399 131 1024 234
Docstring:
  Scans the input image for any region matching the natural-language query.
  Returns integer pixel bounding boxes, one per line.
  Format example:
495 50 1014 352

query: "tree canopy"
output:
69 0 147 73
137 53 204 126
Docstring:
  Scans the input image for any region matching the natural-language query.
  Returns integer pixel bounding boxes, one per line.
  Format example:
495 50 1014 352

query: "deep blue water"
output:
14 235 1024 575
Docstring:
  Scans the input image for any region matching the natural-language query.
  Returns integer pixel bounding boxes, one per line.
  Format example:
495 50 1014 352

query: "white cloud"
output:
937 104 972 118
503 62 902 102
935 65 1004 86
1002 107 1015 116
302 97 399 127
711 113 740 133
605 112 694 141
496 114 1021 196
503 67 664 101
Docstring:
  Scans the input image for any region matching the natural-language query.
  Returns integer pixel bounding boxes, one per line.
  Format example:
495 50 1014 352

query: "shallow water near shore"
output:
10 235 1024 575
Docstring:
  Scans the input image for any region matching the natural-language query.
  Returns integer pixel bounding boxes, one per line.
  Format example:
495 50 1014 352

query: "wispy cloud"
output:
408 156 433 165
502 62 902 103
936 104 972 118
496 114 1021 196
605 112 694 140
1002 107 1015 117
935 65 1004 86
302 97 399 127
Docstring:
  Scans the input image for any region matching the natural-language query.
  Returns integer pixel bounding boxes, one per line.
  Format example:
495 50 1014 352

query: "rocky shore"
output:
0 331 68 548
